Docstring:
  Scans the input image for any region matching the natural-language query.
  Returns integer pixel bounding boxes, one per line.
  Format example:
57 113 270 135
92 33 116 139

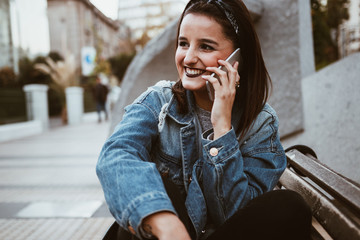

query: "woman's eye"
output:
178 41 188 47
201 44 214 51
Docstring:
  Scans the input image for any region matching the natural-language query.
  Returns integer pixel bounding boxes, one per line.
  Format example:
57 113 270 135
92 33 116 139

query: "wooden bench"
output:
279 145 360 240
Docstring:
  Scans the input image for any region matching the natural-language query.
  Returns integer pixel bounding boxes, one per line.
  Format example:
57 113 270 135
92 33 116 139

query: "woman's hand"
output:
142 211 191 240
202 60 240 140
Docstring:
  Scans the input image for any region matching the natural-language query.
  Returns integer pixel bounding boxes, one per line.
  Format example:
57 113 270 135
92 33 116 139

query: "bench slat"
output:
286 149 360 215
311 217 333 240
279 168 360 239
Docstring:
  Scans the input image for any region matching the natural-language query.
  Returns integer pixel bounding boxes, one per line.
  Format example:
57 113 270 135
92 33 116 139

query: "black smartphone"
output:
206 48 241 101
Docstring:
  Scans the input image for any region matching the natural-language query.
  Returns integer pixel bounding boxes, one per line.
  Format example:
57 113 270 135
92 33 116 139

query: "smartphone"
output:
206 48 241 101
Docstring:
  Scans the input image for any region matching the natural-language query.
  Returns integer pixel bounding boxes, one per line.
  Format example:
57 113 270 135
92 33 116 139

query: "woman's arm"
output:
96 95 177 238
200 107 287 226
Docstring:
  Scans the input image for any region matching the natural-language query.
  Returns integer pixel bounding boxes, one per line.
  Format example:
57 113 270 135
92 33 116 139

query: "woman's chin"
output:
181 78 206 91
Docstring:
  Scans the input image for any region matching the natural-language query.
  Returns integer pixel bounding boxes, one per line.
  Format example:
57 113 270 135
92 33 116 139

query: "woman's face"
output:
175 13 235 94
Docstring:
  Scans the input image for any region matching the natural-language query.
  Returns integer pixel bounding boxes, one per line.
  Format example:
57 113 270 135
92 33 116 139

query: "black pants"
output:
109 178 312 240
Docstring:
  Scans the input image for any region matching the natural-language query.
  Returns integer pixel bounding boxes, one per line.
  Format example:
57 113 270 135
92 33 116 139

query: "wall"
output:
282 53 360 184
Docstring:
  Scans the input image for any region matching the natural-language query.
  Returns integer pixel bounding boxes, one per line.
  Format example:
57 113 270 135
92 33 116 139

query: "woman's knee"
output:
222 190 312 240
251 190 311 223
258 190 312 239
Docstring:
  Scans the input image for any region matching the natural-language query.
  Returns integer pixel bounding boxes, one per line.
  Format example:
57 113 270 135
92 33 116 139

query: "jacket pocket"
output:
155 151 183 186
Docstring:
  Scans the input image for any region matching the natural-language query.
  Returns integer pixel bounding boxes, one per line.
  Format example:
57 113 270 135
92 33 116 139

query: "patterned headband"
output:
186 0 239 36
208 0 239 35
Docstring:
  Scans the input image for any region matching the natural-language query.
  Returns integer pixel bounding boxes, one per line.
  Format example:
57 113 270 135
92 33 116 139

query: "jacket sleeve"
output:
200 108 286 226
96 93 176 239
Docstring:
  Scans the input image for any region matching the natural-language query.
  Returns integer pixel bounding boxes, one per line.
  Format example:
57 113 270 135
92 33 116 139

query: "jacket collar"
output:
166 89 243 130
166 90 196 125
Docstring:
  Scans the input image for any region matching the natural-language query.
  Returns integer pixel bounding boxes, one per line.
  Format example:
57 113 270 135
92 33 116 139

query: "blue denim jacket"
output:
96 80 286 239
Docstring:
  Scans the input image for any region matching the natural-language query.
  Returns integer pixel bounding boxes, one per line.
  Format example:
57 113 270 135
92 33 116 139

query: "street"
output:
0 113 113 239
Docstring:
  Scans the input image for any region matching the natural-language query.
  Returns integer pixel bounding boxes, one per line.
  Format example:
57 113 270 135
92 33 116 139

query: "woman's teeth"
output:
185 68 205 77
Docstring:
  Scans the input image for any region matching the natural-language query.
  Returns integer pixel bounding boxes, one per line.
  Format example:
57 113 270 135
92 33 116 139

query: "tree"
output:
16 52 66 116
17 56 52 86
311 0 349 69
0 67 17 88
92 55 112 77
108 53 135 84
311 0 337 69
48 51 64 62
34 51 78 88
325 0 349 58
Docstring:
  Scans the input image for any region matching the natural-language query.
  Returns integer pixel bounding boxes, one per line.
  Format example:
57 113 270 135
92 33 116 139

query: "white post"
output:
23 84 49 130
65 86 84 125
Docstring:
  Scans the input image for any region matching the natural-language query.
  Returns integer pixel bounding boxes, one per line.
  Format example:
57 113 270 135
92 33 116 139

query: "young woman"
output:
97 0 311 239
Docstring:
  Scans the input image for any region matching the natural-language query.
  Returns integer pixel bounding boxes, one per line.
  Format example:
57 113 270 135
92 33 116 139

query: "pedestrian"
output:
94 76 108 123
96 0 312 239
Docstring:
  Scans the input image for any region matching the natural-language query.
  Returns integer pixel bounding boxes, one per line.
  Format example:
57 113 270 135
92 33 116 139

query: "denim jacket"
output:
96 80 286 239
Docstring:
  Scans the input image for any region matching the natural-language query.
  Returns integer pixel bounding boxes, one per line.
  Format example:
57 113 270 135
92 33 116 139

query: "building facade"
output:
47 0 129 76
117 0 187 41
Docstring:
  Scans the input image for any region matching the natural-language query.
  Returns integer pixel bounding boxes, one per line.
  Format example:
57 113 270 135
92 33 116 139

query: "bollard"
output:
65 86 84 125
23 84 49 130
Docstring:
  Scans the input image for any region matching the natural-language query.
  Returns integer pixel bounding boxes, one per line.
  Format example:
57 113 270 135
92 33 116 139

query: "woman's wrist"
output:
142 212 177 237
213 122 231 140
142 211 190 239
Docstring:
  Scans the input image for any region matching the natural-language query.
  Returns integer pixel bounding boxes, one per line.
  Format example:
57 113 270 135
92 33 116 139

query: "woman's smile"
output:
185 67 207 78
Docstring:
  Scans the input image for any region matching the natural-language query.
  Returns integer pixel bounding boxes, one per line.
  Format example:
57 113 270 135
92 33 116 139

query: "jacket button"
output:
209 147 218 156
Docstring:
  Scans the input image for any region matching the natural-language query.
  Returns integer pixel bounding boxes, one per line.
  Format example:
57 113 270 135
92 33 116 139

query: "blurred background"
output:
0 0 190 124
0 0 358 125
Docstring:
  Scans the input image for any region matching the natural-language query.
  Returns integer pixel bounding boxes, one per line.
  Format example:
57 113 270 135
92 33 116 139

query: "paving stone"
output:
91 202 112 218
0 167 99 186
0 203 29 218
16 201 103 218
0 218 113 240
69 218 114 240
0 187 104 202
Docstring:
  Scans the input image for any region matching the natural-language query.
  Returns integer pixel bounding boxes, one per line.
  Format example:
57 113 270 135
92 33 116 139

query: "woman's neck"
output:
193 90 212 112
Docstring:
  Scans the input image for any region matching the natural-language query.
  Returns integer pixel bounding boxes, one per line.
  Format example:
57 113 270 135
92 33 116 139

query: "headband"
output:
208 0 239 35
187 0 239 36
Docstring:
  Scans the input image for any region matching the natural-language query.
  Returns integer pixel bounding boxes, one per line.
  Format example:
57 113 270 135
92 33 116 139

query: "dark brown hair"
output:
173 0 271 139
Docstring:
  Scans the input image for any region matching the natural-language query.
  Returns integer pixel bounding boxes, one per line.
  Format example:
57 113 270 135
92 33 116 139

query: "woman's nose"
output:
184 48 198 65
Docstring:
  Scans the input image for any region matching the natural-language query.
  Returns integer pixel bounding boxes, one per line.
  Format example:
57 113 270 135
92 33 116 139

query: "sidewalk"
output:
0 113 114 240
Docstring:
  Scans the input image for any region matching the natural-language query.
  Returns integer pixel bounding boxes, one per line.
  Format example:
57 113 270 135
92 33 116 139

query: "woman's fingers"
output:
221 60 240 87
202 73 221 88
206 60 239 87
202 59 240 103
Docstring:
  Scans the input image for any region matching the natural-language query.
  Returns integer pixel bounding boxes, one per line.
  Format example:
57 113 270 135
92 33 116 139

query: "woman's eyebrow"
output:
178 36 187 41
178 36 219 46
200 38 219 46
